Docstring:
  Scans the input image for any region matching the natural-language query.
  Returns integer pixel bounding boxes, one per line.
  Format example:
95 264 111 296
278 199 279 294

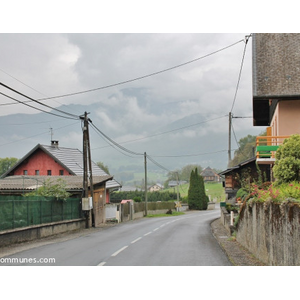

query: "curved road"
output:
1 207 231 266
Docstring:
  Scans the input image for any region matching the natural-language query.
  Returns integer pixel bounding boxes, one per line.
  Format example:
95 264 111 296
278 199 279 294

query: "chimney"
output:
51 140 59 148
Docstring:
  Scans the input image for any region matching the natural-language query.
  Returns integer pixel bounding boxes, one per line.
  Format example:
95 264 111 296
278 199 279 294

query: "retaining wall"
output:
0 218 86 247
236 201 300 266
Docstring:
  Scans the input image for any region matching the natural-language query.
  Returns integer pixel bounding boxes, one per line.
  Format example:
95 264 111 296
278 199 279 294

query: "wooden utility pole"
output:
144 152 148 216
82 112 93 228
228 112 232 167
175 172 180 202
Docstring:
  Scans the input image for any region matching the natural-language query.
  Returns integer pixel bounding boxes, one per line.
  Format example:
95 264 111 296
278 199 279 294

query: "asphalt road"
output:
1 208 231 266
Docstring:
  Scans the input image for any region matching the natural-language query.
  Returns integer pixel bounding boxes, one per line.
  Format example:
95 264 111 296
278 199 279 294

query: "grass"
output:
146 212 185 218
164 182 226 202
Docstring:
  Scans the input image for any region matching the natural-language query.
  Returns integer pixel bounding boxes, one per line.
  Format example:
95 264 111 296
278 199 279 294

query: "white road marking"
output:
153 228 159 231
97 262 106 266
111 246 128 257
144 232 152 236
131 237 142 244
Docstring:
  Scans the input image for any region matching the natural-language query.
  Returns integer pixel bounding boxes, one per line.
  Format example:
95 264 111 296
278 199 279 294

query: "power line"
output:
151 149 228 158
230 34 251 113
92 115 227 151
0 67 47 97
89 120 143 157
0 91 78 120
0 81 80 120
0 121 79 148
7 39 243 103
146 154 171 173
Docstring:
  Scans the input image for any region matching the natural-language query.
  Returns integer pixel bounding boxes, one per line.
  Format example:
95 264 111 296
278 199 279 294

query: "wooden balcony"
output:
256 136 290 164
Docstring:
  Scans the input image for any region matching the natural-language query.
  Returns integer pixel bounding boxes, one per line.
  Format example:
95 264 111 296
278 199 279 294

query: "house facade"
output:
201 167 221 182
221 33 300 199
149 183 163 192
1 141 121 203
253 33 300 171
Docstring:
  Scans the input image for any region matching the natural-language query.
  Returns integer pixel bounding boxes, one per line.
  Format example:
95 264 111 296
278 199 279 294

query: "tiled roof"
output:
0 175 112 191
1 143 121 190
201 167 217 177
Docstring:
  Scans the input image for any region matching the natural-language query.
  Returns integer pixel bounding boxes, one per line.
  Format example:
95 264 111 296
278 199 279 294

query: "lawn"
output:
164 182 225 202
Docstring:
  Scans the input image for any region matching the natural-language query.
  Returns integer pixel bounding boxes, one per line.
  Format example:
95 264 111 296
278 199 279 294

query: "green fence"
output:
0 196 82 231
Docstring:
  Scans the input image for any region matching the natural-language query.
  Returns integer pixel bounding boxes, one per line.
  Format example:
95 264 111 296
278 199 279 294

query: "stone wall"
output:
236 201 300 266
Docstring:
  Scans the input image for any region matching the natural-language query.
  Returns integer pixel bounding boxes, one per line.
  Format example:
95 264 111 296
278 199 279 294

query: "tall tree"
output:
188 168 208 210
97 161 110 174
0 157 18 176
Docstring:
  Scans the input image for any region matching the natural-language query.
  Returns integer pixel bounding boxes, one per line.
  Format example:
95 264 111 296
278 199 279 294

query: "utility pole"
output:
86 115 94 225
81 112 93 228
144 152 148 216
175 172 180 202
228 112 232 167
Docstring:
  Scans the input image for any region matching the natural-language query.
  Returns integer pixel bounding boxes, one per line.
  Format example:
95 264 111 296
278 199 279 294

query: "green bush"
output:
273 134 300 184
236 188 248 200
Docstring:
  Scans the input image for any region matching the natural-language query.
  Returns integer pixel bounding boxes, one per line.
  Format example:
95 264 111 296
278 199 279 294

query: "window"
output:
35 170 40 175
23 170 28 175
47 170 52 176
59 170 64 176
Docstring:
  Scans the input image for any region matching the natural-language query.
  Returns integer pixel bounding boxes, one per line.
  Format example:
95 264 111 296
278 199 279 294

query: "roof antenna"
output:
50 127 53 143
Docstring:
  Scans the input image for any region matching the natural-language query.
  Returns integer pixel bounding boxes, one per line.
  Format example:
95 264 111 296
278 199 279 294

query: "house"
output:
221 33 300 199
1 141 121 203
168 180 187 188
201 167 221 182
0 174 113 227
149 183 163 192
219 157 271 200
0 175 112 197
253 33 300 175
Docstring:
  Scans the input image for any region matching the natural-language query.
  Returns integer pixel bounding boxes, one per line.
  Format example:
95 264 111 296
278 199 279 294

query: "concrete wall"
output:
271 100 300 136
0 218 85 247
236 201 300 266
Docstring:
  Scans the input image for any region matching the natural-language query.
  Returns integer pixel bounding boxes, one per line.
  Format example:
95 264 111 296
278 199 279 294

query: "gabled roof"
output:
0 175 112 191
1 143 121 190
219 157 256 175
201 167 219 177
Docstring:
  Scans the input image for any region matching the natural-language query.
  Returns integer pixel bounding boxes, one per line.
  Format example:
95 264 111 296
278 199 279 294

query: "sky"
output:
0 32 261 173
0 2 293 176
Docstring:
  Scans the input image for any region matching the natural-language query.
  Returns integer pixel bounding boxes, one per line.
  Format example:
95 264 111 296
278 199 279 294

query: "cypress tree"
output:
188 168 209 210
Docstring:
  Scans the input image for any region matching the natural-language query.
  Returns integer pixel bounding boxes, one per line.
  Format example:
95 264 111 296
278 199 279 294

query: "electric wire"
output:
0 91 78 120
92 115 227 151
231 120 248 159
146 154 171 173
151 149 228 158
89 120 143 157
0 121 79 147
17 39 244 102
230 34 251 113
0 81 80 120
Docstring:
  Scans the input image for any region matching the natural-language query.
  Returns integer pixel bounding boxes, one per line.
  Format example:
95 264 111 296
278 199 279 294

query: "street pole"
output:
175 172 180 212
144 152 148 216
228 112 232 167
82 112 92 228
86 115 94 226
175 172 180 202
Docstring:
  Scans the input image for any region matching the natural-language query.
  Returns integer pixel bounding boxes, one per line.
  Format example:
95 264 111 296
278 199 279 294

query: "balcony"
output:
256 136 290 164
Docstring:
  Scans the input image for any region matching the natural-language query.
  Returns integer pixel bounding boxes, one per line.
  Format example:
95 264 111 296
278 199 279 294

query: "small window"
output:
47 170 52 176
35 170 40 175
59 170 64 176
23 170 28 175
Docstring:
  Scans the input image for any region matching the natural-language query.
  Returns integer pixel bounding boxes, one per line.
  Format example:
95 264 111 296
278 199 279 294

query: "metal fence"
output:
0 196 82 231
